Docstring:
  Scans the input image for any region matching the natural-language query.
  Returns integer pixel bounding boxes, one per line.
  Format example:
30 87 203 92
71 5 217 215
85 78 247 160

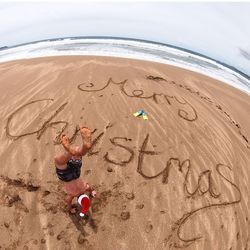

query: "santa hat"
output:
77 194 90 217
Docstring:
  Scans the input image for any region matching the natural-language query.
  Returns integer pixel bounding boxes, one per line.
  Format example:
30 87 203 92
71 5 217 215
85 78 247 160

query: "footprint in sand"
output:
32 239 38 245
49 230 54 236
7 194 21 207
145 221 153 233
57 230 66 240
136 204 144 209
107 166 113 172
77 234 92 248
4 222 10 228
125 192 135 200
40 238 46 244
42 190 50 197
84 169 91 175
121 211 130 220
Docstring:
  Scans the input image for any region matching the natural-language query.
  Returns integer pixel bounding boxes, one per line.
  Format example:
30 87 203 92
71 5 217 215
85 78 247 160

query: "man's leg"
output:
60 133 78 156
75 126 92 156
54 134 76 166
66 195 76 213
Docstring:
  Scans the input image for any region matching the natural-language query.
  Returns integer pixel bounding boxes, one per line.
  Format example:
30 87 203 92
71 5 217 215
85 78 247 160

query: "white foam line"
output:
0 38 249 95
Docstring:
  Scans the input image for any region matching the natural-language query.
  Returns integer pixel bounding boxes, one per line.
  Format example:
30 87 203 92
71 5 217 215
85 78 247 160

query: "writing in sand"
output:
4 77 243 249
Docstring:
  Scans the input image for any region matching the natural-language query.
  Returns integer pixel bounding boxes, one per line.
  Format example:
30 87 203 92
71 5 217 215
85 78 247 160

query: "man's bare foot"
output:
80 126 91 139
60 133 70 149
60 133 77 155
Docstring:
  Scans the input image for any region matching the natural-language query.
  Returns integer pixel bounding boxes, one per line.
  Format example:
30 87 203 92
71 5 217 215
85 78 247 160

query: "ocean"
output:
0 36 250 95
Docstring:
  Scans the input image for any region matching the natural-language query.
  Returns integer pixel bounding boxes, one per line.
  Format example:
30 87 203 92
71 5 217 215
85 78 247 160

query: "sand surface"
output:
0 56 249 250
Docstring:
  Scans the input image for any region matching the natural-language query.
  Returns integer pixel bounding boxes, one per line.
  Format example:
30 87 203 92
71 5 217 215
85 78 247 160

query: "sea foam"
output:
0 37 249 95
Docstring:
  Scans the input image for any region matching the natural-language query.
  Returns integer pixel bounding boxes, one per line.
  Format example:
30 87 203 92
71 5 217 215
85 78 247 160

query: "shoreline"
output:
0 37 249 96
1 36 250 81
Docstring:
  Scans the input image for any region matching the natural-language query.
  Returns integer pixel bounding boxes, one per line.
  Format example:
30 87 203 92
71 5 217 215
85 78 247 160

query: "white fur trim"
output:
79 212 85 217
77 194 89 205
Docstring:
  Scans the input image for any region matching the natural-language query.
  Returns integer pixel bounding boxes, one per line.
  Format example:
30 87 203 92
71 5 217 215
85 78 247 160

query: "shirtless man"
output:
54 126 96 214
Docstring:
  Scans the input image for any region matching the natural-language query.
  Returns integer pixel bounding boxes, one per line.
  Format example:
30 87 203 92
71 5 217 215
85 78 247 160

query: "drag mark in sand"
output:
0 175 40 192
147 75 250 150
78 77 198 122
0 173 96 248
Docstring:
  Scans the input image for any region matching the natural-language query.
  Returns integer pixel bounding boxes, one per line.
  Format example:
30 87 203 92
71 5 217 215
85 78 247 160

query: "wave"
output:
0 36 249 95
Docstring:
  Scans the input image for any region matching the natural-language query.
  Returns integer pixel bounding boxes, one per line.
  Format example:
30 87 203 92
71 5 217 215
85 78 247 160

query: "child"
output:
54 126 96 214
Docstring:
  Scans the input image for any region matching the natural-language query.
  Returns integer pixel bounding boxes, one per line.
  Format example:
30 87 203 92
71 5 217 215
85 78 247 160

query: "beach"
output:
0 55 249 250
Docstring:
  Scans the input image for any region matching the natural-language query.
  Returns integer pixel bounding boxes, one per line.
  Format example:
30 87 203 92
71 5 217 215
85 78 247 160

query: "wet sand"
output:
0 56 249 250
